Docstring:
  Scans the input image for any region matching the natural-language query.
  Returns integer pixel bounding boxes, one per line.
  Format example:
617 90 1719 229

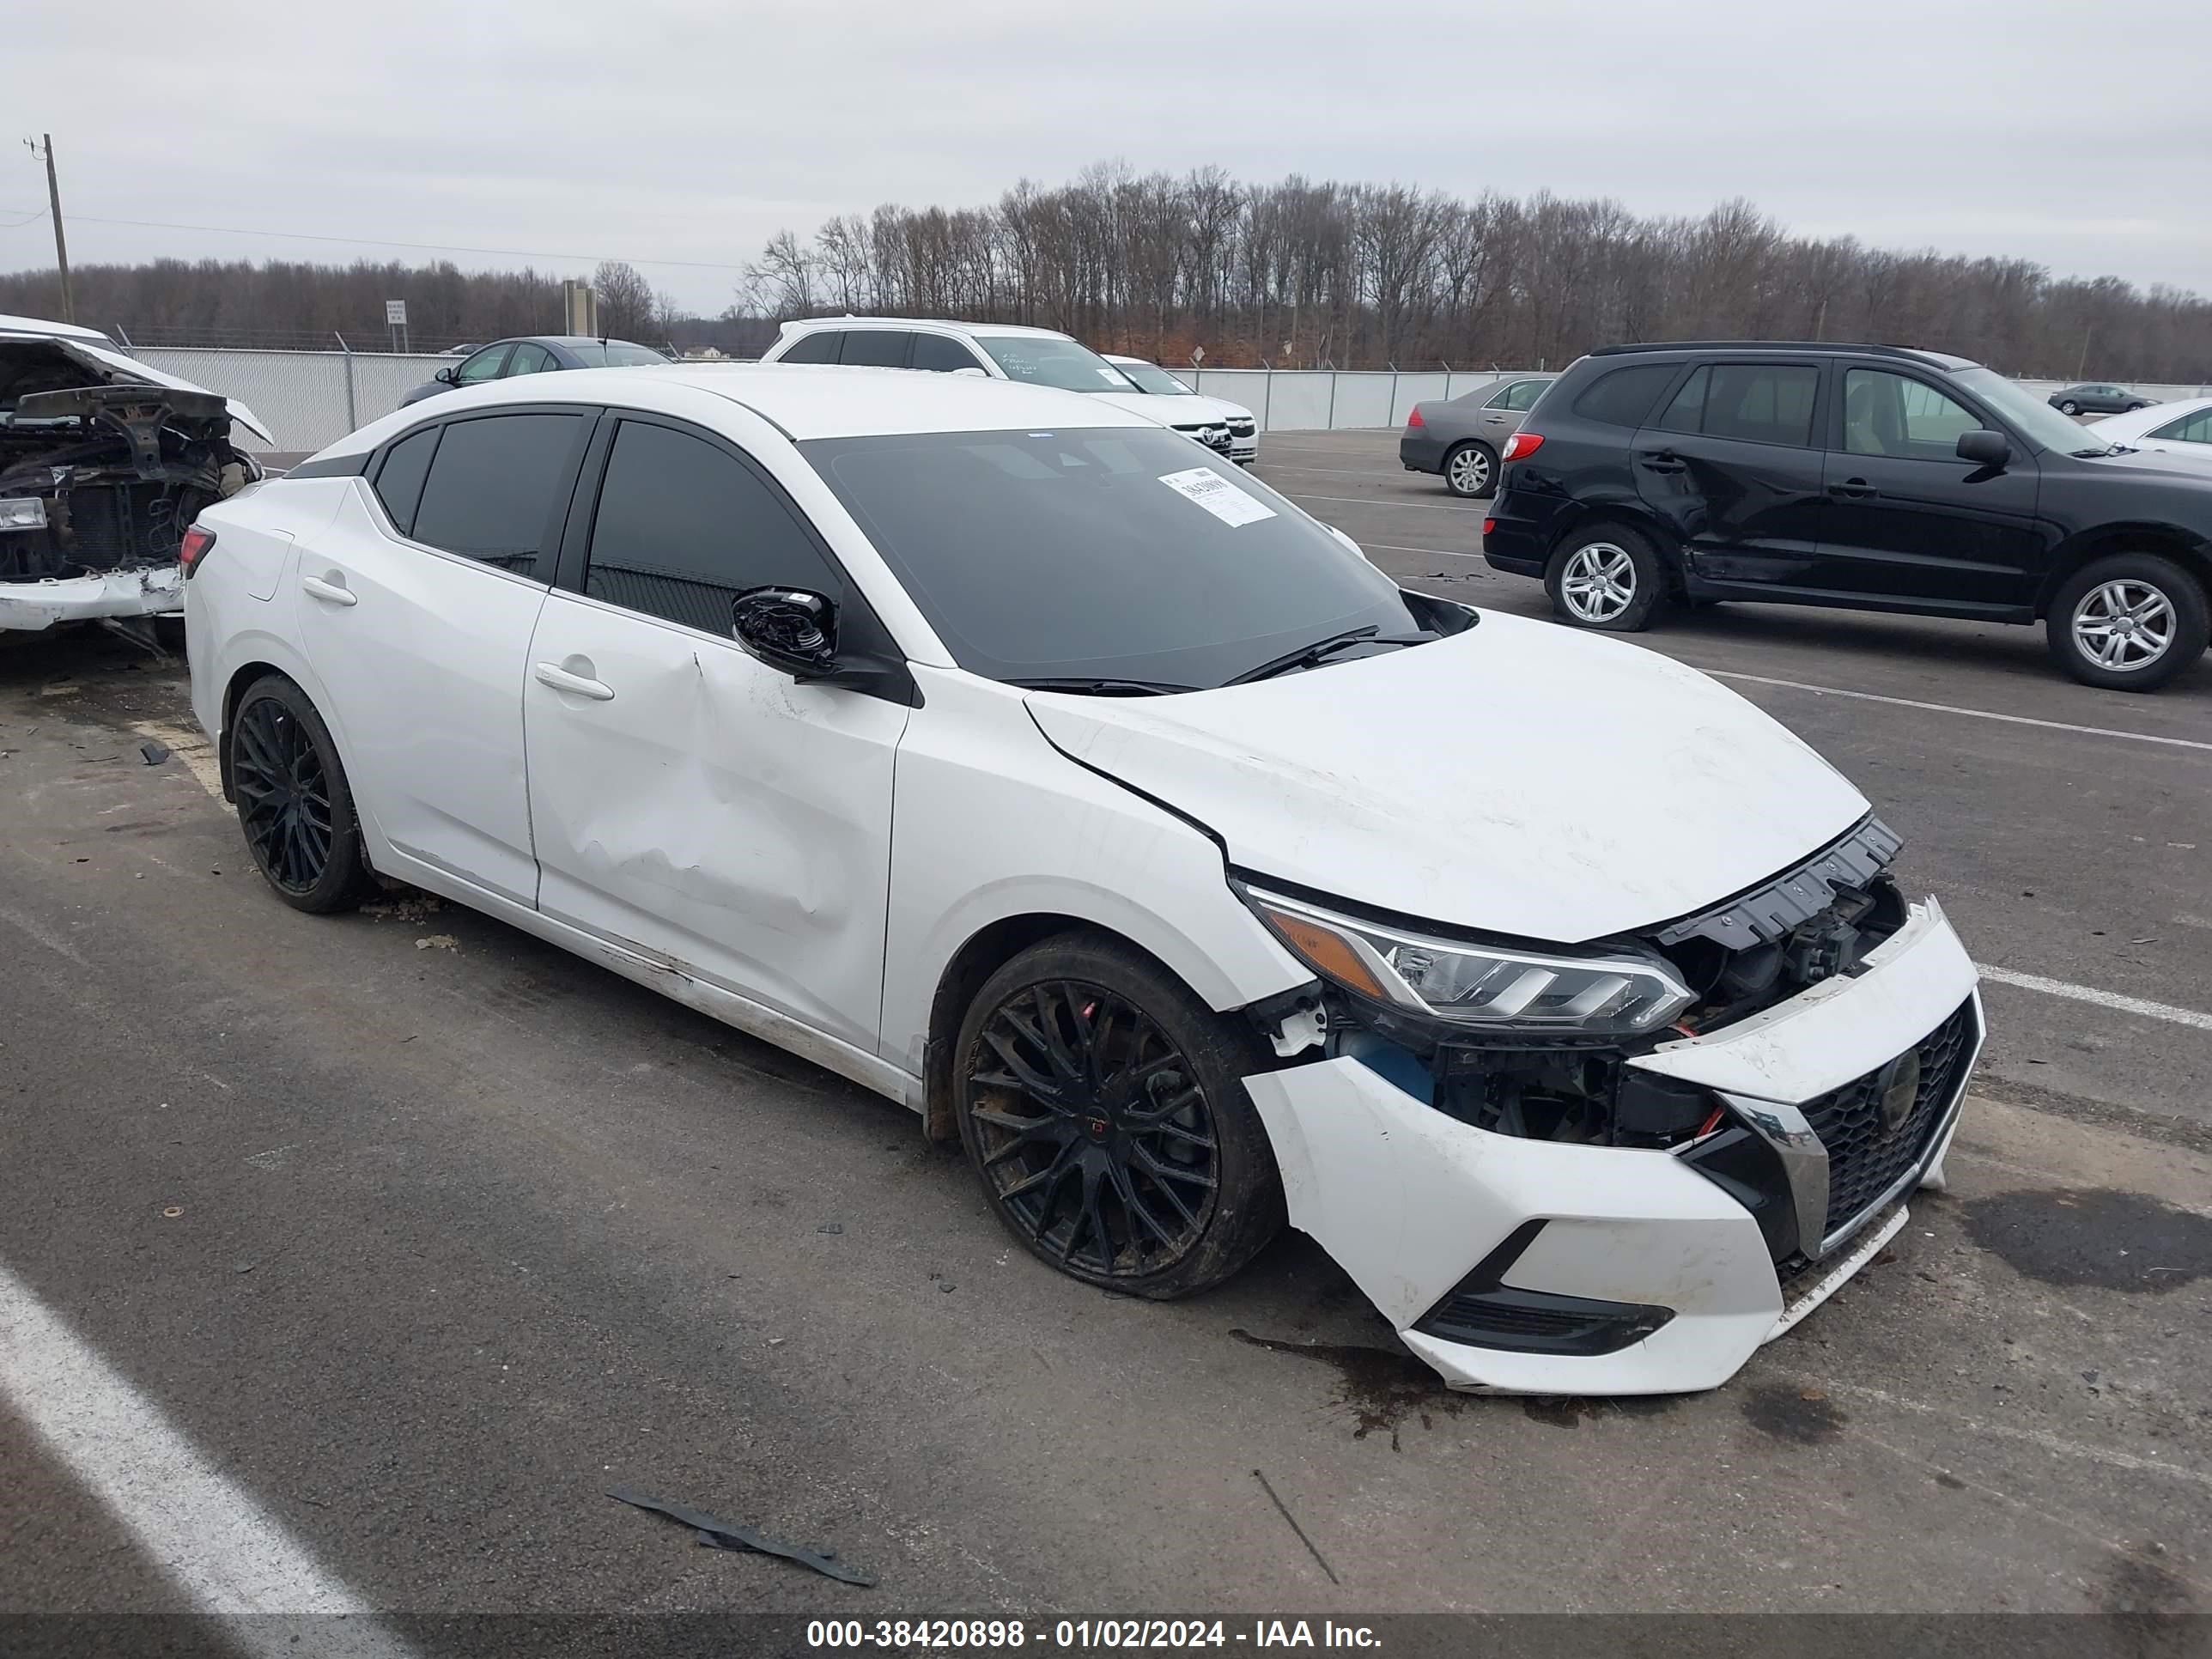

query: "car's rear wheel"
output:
1443 441 1498 499
231 674 374 913
953 934 1284 1299
1547 523 1670 633
2046 554 2209 691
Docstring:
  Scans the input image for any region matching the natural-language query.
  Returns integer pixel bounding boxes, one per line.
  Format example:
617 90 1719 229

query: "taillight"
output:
1406 408 1425 428
1482 519 1497 538
1501 431 1546 463
179 525 216 577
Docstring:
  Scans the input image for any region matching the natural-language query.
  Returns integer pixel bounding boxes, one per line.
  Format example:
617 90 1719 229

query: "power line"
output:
0 203 748 272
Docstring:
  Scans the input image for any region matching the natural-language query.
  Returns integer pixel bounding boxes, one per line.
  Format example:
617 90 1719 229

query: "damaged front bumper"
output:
0 564 185 632
1243 899 1980 1395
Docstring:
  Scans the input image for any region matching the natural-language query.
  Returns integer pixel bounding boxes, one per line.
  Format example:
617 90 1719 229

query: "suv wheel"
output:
2047 554 2209 691
953 933 1284 1299
1443 441 1497 499
1547 523 1670 632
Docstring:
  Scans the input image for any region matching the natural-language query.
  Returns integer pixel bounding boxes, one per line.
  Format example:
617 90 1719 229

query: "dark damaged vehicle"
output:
0 315 270 635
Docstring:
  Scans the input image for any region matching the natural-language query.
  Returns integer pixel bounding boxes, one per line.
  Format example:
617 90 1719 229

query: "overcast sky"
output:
8 0 2209 316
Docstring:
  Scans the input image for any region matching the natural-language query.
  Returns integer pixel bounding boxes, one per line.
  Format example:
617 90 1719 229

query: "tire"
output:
229 674 375 913
1546 522 1671 633
1442 441 1498 499
2045 553 2209 692
2059 400 2081 416
953 933 1284 1299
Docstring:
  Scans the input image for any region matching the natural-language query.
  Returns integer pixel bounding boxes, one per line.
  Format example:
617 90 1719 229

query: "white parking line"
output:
1705 672 2212 753
1286 492 1488 514
1257 464 1420 480
1362 543 1487 560
0 1262 417 1654
1973 965 2212 1032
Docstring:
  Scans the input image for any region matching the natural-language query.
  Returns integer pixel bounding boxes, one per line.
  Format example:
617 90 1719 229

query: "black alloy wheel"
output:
231 675 373 913
956 936 1283 1297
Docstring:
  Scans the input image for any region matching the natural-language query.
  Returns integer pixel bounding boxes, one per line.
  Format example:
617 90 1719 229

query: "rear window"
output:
373 424 440 536
408 413 584 577
1571 365 1678 428
1657 364 1820 447
779 330 842 365
564 341 669 368
911 334 984 374
840 331 911 368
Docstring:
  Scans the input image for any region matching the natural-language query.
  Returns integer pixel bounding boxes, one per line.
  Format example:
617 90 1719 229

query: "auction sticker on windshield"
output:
1159 466 1275 527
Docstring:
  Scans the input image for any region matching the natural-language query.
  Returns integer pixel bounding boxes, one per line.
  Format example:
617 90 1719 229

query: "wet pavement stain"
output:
1231 1328 1468 1450
1521 1396 1678 1431
2104 1549 2197 1620
1741 1382 1849 1444
1963 1188 2212 1292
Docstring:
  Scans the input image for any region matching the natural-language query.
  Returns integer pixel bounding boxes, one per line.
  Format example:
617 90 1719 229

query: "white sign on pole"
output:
1191 345 1205 364
385 300 408 325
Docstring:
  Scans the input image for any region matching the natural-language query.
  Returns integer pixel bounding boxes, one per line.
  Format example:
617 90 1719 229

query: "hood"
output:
0 323 273 445
1088 390 1228 428
1199 392 1255 422
1024 610 1870 944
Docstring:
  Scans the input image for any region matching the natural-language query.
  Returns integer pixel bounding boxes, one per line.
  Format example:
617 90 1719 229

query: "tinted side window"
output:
840 331 911 368
2151 409 2212 444
585 421 840 635
1656 366 1709 434
1842 369 1980 459
505 343 555 376
453 344 511 386
1500 378 1549 411
410 413 584 577
779 330 842 365
1700 365 1819 446
910 333 984 373
372 425 440 536
1572 365 1678 428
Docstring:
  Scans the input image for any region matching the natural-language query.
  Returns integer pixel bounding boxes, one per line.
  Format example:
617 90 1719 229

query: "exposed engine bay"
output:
0 336 258 630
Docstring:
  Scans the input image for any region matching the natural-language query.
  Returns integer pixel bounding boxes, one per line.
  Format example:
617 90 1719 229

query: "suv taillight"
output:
1406 408 1425 428
179 525 216 577
1501 432 1545 463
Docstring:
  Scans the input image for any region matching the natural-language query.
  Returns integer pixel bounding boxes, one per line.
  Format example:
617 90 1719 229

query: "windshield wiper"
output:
1006 676 1197 696
1225 626 1429 686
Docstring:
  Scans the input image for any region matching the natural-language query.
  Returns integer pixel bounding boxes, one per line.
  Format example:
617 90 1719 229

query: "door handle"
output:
533 661 614 702
301 574 357 607
1637 451 1685 474
1827 478 1878 499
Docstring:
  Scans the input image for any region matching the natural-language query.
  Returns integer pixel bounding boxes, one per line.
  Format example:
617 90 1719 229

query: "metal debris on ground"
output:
607 1488 876 1586
138 741 171 766
1251 1468 1339 1585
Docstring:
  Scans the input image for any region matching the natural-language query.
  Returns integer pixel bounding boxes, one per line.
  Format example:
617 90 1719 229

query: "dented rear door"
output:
522 415 907 1052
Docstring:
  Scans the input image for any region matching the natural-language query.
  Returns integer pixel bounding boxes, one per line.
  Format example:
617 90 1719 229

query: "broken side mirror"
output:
1955 429 2009 469
732 586 840 678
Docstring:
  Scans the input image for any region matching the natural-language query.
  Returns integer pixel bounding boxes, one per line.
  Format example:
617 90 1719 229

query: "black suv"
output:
1482 342 2211 690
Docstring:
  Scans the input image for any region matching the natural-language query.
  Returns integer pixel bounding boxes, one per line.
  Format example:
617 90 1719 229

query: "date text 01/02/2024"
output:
805 1620 1382 1649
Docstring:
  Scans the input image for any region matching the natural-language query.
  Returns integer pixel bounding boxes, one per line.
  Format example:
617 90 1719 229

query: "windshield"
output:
1954 368 2116 456
805 427 1435 689
975 336 1136 394
568 341 669 367
1114 361 1194 396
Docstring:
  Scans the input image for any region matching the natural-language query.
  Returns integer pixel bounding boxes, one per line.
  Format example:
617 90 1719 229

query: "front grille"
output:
1802 1000 1975 1241
1226 417 1256 436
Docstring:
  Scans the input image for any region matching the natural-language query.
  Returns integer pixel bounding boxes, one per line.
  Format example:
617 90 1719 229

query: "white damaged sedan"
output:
185 363 1980 1395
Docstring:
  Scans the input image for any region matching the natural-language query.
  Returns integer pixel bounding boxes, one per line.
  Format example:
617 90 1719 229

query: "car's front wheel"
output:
2047 554 2209 691
2059 399 2081 416
230 673 374 912
1546 523 1671 632
953 933 1284 1299
1443 441 1498 499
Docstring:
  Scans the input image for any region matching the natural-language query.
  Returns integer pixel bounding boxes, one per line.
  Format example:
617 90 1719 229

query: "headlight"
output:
1242 884 1693 1038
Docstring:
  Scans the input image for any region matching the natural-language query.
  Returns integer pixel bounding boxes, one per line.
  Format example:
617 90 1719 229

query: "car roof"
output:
0 311 119 345
1588 340 1979 372
776 316 1071 342
319 362 1162 459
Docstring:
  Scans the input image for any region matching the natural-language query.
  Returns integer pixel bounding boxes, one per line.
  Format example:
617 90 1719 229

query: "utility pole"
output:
2076 325 2094 380
24 134 73 324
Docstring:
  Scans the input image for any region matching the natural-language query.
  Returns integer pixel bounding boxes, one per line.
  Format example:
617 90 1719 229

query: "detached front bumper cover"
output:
0 565 185 632
1243 899 1980 1395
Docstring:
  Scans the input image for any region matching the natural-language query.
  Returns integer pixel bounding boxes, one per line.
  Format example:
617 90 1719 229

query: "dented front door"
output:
520 412 907 1053
523 592 905 1051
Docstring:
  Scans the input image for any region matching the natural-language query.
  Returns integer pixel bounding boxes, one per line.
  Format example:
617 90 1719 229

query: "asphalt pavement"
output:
0 453 2208 1652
